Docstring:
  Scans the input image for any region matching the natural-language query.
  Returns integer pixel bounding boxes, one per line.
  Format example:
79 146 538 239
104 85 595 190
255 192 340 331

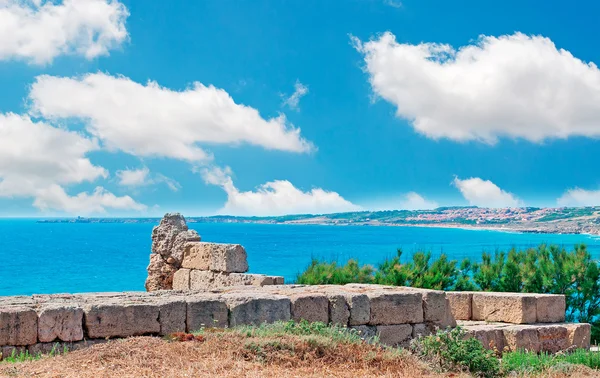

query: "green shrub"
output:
295 243 600 341
410 327 500 378
502 348 600 374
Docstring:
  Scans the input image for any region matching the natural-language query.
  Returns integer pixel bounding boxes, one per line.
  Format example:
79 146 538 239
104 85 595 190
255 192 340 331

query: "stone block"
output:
27 342 66 356
1 345 25 360
172 268 191 290
345 293 370 326
446 292 472 320
472 293 537 324
274 277 285 285
84 303 160 338
536 295 566 323
327 293 350 325
37 305 84 342
537 325 570 353
190 270 218 290
0 307 38 346
566 323 591 350
437 298 457 329
502 325 540 353
182 242 248 273
412 323 435 339
225 293 291 327
186 296 229 331
465 325 506 354
368 292 423 325
400 287 446 322
290 293 329 323
376 324 413 347
158 298 187 335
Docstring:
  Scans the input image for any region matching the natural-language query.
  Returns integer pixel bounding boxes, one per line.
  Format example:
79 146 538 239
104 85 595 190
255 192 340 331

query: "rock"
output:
566 323 591 350
84 303 160 338
464 324 506 354
189 270 281 290
37 305 84 342
368 292 423 325
1 345 26 360
438 298 457 329
412 323 435 339
182 242 248 273
146 213 200 291
536 295 566 323
537 325 570 353
0 307 38 346
290 293 329 323
27 342 66 356
472 293 537 324
377 324 413 347
172 268 191 290
400 287 446 322
145 253 178 291
345 293 370 326
327 293 350 325
503 325 540 353
446 292 473 320
224 293 291 327
186 296 229 331
350 325 377 341
158 299 187 336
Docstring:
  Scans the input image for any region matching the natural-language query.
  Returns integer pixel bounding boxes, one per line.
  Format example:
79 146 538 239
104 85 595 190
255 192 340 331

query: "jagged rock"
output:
146 213 200 291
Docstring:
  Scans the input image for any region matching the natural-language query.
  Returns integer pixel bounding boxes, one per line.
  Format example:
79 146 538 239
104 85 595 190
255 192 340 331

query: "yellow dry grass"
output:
0 333 449 378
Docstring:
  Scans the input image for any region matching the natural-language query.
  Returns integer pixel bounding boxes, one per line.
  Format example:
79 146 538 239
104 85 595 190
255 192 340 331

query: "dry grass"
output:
0 331 448 378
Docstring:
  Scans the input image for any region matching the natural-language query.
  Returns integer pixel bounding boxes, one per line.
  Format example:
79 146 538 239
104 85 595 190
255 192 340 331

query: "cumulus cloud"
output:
453 177 523 208
29 73 313 162
116 167 181 192
201 166 360 216
355 32 600 143
0 0 128 64
282 80 309 110
557 188 600 207
0 113 144 213
398 192 438 210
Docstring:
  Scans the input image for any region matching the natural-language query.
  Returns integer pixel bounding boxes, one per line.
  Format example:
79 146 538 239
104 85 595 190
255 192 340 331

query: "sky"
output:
2 0 600 217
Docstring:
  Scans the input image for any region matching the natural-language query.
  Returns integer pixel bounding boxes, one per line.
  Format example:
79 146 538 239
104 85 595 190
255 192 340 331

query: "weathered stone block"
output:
368 292 423 325
345 293 370 326
0 307 38 346
158 299 187 335
182 242 248 273
327 293 350 325
412 323 435 339
190 270 218 290
27 342 66 356
537 325 570 353
37 305 84 342
290 293 329 323
1 345 25 360
566 323 591 350
437 298 457 329
472 293 536 324
186 296 228 331
376 324 413 347
503 325 540 353
172 268 191 290
465 325 506 353
225 293 291 327
446 292 472 321
84 303 160 338
401 287 446 322
536 295 566 323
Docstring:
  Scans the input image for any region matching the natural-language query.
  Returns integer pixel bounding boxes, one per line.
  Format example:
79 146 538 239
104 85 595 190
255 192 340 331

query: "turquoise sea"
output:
1 219 600 296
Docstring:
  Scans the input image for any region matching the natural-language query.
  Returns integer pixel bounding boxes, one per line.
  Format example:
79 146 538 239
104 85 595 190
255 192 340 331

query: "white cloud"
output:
398 192 438 210
0 113 144 213
29 73 313 162
355 32 600 143
33 185 146 213
0 0 128 65
557 188 600 207
383 0 402 8
201 166 360 216
453 177 523 208
116 167 181 192
116 167 149 187
282 80 309 110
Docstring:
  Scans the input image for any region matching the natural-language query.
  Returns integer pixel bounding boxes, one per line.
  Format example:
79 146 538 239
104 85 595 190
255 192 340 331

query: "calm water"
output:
1 219 599 296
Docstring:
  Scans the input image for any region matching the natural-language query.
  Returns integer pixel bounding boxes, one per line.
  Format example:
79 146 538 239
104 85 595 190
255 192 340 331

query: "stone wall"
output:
146 213 283 291
0 284 589 359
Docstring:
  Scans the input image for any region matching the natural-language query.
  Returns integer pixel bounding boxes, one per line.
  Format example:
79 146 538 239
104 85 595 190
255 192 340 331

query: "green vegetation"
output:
411 327 500 377
502 348 600 374
0 344 66 363
296 243 600 340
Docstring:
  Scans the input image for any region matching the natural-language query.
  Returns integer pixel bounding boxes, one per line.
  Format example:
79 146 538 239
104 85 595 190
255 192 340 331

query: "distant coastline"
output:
35 206 600 236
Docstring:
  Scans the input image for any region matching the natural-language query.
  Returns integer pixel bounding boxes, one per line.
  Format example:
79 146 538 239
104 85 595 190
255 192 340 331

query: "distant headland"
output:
36 206 600 236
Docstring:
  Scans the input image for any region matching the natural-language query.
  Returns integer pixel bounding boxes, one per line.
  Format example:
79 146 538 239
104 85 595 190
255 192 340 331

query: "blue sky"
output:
2 0 600 216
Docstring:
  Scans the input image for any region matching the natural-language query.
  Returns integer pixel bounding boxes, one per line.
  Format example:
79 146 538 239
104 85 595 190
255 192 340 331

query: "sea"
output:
1 219 600 296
